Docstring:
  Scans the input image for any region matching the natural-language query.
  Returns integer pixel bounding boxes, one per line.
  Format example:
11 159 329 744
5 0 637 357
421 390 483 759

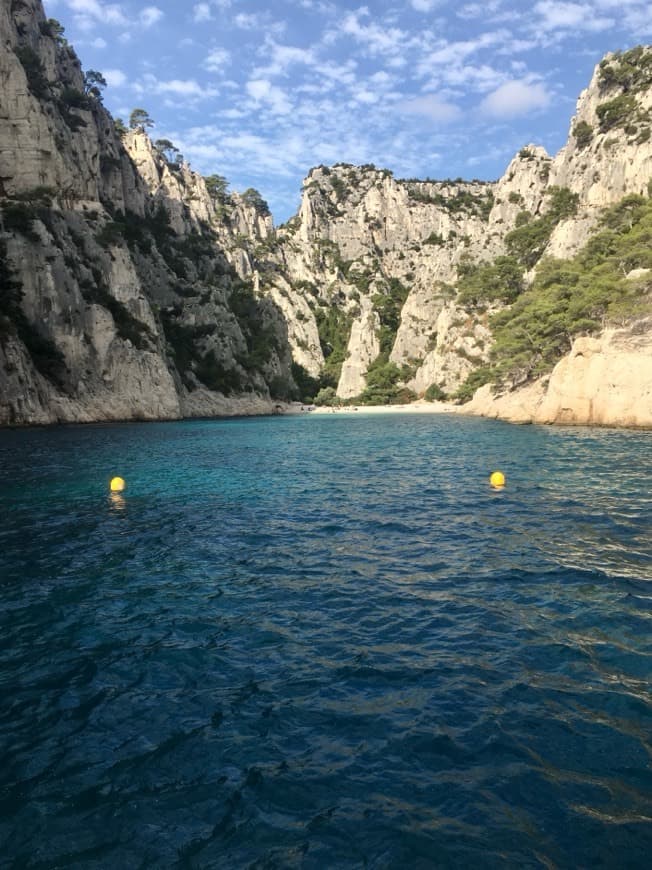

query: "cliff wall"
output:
1 1 650 428
464 319 652 428
265 49 651 421
0 0 293 425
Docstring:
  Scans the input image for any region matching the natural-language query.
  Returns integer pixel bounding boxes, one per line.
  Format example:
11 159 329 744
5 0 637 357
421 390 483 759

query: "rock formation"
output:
0 0 293 425
1 0 650 427
464 318 652 428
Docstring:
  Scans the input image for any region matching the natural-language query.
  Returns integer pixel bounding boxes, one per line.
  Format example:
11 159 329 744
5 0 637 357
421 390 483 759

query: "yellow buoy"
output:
110 476 126 493
490 470 505 488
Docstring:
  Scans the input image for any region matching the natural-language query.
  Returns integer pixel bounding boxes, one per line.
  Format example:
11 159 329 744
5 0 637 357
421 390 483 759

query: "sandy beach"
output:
286 401 458 416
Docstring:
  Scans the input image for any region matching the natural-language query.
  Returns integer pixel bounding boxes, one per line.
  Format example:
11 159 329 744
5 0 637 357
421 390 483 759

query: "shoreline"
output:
287 400 652 429
2 399 650 431
302 401 456 416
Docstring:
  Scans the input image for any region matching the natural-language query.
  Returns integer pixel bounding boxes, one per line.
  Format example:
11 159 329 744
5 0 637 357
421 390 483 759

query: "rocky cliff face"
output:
463 317 652 428
262 49 652 417
0 0 293 425
1 1 650 427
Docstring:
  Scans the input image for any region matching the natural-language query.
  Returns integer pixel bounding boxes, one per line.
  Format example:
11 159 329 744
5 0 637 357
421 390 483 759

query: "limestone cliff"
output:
463 318 652 428
1 1 651 429
0 0 293 425
262 49 652 421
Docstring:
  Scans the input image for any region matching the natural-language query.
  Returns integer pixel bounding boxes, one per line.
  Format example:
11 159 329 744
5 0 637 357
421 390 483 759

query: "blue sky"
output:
42 0 652 221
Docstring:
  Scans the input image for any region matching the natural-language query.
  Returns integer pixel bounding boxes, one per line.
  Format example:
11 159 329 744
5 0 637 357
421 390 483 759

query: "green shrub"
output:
315 306 353 387
14 45 49 98
314 386 339 406
355 356 415 405
505 187 578 267
423 232 445 245
406 185 493 219
20 323 68 386
424 383 447 402
486 194 652 386
454 366 493 403
39 18 67 43
95 221 126 248
330 176 347 202
291 361 320 402
457 255 524 307
241 188 270 215
82 283 153 350
0 241 24 337
1 202 40 241
0 241 67 384
547 186 580 222
372 277 409 355
596 94 637 132
572 120 594 148
195 350 243 394
598 47 652 94
59 87 92 110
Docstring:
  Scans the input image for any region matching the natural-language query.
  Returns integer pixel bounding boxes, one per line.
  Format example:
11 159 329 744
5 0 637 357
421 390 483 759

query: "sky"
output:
42 0 652 222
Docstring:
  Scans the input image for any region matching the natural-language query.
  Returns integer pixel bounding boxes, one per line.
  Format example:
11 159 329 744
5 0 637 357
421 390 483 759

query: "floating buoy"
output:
490 470 505 488
110 476 126 493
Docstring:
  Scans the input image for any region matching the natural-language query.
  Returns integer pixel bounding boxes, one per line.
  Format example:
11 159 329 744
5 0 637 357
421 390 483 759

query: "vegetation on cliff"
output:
456 192 652 397
503 187 579 268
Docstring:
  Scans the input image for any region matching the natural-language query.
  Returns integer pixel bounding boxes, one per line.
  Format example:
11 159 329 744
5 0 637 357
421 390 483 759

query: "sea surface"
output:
0 413 651 868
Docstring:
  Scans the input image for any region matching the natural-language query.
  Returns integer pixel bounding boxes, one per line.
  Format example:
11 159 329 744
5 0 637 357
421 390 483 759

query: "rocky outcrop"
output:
463 319 652 428
264 49 652 419
0 1 650 428
0 0 295 426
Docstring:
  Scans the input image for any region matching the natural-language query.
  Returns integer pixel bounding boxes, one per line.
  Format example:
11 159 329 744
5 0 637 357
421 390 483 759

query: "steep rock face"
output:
338 298 380 399
464 318 652 428
0 0 295 425
1 3 650 429
0 0 141 211
268 51 652 412
268 165 500 397
545 52 652 259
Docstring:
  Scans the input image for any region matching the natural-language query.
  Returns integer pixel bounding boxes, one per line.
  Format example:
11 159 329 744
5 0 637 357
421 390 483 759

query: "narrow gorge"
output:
1 0 651 426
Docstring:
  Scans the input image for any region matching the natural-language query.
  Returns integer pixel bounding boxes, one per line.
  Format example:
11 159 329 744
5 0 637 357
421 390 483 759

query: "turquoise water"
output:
0 413 651 868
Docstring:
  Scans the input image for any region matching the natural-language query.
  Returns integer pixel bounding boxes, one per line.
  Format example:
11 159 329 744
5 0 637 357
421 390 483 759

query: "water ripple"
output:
0 416 650 867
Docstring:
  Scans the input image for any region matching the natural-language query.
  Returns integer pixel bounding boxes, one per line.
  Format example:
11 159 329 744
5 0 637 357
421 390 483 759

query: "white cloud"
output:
204 48 230 72
533 1 614 32
234 12 265 29
439 63 505 92
246 79 293 114
139 6 163 28
617 3 652 35
193 3 212 22
136 74 220 101
64 0 128 28
91 37 107 48
63 0 164 30
419 30 510 69
340 9 408 58
103 68 127 87
411 0 439 10
457 1 503 19
480 79 551 117
260 42 316 76
352 88 378 104
401 94 462 123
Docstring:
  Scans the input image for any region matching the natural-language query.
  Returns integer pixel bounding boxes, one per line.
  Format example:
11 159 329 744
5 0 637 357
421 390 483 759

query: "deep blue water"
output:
0 413 651 868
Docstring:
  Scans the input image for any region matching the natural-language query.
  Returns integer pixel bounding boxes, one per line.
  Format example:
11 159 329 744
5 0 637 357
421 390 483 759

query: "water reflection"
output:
108 492 126 512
